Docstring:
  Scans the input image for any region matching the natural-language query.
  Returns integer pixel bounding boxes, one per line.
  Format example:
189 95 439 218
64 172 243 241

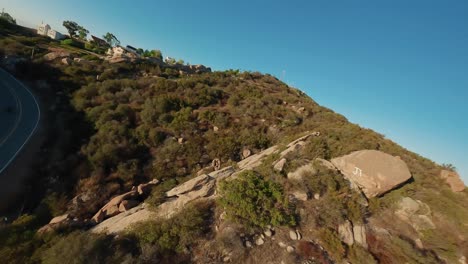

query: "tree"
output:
0 11 16 24
78 26 89 41
62 21 80 38
442 163 457 171
103 32 120 47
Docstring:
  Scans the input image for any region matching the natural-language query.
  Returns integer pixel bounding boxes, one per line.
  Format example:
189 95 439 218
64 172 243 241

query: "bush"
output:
60 39 84 49
218 170 295 230
130 201 212 256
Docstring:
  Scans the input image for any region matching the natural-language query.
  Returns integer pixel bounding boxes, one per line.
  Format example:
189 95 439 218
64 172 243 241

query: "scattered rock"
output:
278 242 287 248
213 126 219 132
296 230 302 240
49 214 69 224
331 150 412 198
256 237 265 245
119 200 139 212
273 158 287 172
291 190 308 201
415 238 424 249
212 158 221 171
61 57 72 65
440 170 465 192
459 256 466 264
287 164 315 181
286 246 295 253
219 211 227 220
338 220 354 246
353 225 368 249
242 149 252 159
137 179 159 195
264 229 273 237
289 229 301 240
178 137 184 144
313 193 320 200
290 230 298 240
245 241 253 248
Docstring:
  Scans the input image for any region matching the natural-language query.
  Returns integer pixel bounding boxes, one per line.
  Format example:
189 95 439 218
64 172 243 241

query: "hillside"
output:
0 20 467 264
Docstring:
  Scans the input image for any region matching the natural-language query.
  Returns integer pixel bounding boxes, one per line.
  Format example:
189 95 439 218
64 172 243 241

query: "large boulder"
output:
331 150 412 198
440 170 465 192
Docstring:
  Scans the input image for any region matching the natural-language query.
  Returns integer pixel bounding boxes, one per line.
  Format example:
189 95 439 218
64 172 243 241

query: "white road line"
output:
0 69 41 175
0 79 23 147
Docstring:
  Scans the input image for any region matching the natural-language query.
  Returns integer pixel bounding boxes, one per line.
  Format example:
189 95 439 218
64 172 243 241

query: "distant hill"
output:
0 21 467 264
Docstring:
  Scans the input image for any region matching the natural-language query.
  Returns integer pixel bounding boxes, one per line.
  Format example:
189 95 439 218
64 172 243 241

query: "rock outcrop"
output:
338 220 368 248
395 197 435 231
440 170 465 192
43 50 71 61
331 150 412 198
91 179 159 223
338 220 354 246
38 214 85 234
353 224 368 249
91 204 154 233
91 133 324 234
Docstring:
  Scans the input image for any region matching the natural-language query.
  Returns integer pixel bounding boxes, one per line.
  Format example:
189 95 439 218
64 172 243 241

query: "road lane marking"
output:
0 69 41 175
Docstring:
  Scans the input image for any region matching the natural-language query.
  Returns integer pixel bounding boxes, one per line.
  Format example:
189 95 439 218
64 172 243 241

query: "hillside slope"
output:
0 21 467 264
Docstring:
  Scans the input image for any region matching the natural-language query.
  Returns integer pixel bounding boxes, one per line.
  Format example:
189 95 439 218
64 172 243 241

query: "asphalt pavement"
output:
0 68 40 175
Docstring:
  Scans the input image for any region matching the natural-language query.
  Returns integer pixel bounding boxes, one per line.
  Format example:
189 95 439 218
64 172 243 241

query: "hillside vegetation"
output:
0 20 467 264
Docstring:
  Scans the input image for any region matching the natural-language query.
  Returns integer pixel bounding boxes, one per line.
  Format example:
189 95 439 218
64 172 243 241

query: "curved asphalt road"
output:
0 68 40 175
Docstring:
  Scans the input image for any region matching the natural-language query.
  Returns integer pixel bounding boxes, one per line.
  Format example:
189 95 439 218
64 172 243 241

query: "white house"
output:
47 29 65 40
37 23 51 36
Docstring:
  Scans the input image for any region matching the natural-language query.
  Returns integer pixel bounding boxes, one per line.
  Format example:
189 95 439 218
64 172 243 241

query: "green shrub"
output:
218 170 296 230
317 228 346 262
130 201 212 255
60 39 84 49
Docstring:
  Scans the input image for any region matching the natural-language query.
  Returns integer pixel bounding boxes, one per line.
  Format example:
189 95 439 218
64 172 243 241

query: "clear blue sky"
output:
2 0 467 184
